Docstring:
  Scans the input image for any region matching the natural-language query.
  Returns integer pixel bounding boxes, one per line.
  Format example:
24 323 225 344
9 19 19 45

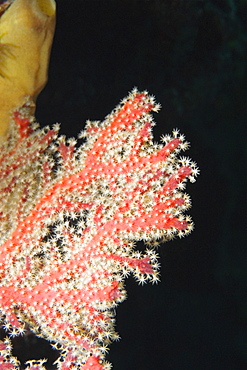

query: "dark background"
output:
7 0 247 369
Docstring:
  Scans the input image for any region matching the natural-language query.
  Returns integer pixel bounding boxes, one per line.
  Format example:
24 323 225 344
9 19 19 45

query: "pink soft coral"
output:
0 90 198 369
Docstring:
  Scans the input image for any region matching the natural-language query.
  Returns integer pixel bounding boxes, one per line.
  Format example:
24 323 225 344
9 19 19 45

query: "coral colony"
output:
0 91 198 370
0 1 198 370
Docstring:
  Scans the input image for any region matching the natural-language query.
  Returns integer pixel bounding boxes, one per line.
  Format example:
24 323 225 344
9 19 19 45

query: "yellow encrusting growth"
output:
0 0 56 137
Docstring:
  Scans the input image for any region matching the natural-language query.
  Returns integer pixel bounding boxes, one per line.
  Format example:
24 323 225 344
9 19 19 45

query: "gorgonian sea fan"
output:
0 90 199 369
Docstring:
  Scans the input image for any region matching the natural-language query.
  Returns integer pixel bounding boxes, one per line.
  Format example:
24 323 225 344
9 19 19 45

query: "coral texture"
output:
0 90 198 369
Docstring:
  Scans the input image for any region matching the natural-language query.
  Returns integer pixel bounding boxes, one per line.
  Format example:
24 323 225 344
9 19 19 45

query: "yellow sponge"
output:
0 0 56 136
